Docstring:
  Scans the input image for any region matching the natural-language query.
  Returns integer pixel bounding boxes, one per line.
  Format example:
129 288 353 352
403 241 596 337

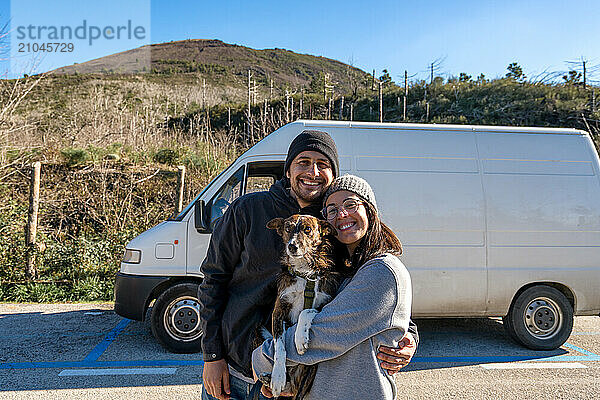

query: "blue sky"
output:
2 0 599 82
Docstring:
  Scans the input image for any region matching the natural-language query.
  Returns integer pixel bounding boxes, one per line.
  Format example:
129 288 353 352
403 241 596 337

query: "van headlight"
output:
122 249 141 264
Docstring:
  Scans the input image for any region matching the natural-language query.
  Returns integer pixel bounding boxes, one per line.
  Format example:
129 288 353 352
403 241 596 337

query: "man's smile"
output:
299 177 323 187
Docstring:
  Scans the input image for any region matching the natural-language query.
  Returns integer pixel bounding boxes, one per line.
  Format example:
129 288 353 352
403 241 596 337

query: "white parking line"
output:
59 368 177 376
481 362 587 370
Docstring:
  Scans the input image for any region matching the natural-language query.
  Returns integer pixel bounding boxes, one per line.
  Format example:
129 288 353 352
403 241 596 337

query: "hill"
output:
50 39 370 101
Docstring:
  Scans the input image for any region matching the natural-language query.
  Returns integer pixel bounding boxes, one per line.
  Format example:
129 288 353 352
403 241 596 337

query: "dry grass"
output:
0 73 250 165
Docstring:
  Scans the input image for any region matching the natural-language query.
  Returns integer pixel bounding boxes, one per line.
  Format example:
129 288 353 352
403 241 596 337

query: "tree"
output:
432 76 444 86
379 69 393 87
506 63 526 81
428 56 446 84
562 70 582 85
0 21 45 146
309 72 325 94
459 73 472 82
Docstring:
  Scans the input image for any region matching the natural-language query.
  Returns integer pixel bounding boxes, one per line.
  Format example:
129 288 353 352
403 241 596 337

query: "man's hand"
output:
203 359 230 400
377 332 416 375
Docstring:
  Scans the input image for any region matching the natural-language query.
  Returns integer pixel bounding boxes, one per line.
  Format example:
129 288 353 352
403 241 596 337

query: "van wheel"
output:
502 314 519 342
504 286 573 350
151 283 203 353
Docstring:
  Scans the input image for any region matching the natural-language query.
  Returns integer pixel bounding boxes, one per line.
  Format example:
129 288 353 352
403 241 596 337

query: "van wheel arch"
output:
143 277 203 320
503 283 574 350
509 282 576 311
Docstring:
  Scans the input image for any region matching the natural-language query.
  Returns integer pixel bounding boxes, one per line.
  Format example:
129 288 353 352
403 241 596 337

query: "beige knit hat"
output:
323 174 377 212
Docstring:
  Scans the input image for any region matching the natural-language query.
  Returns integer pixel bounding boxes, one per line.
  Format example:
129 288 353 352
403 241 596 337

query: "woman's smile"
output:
337 221 356 231
325 190 369 254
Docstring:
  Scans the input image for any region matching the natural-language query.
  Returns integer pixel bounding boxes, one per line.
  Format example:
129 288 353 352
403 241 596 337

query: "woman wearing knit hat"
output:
253 174 412 400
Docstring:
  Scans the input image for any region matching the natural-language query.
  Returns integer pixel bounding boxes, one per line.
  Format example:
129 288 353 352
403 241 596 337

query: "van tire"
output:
502 314 519 342
151 283 203 353
504 286 573 350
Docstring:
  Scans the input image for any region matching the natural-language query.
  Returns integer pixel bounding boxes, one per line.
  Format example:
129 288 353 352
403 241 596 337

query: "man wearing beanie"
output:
198 130 418 400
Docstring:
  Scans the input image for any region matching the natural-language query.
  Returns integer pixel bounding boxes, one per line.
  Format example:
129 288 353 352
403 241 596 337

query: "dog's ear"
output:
266 218 284 235
319 220 337 237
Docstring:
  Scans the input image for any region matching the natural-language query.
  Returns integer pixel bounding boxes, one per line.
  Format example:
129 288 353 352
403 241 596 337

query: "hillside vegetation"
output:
1 40 599 301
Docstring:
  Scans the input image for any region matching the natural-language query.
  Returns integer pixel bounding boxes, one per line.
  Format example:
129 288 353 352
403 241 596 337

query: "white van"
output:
114 120 600 352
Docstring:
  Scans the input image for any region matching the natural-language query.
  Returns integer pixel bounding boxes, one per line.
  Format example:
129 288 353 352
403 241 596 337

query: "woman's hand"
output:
203 359 230 400
252 365 292 398
252 366 273 398
377 332 416 374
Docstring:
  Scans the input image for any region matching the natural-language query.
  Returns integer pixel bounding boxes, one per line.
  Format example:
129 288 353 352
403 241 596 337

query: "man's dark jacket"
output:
198 178 419 378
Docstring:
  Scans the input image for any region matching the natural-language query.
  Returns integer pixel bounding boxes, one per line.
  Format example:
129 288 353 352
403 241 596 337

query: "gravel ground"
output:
1 303 599 399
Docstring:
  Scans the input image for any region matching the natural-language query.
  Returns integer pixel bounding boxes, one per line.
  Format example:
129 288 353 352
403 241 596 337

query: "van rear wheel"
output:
504 285 573 350
151 283 203 353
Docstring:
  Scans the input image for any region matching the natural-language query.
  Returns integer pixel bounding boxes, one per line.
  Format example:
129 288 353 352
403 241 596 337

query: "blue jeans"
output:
201 373 269 400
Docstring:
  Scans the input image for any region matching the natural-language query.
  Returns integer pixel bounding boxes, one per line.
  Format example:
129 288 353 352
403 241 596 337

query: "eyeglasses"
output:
322 198 363 221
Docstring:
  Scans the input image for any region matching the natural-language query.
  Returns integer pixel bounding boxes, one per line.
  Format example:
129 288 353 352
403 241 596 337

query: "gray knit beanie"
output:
323 174 378 212
284 130 339 178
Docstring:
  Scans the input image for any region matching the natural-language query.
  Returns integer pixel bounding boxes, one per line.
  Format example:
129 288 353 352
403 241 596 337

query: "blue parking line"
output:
2 354 600 371
0 331 147 339
2 325 599 371
83 318 131 362
0 359 205 370
411 354 600 363
563 343 599 357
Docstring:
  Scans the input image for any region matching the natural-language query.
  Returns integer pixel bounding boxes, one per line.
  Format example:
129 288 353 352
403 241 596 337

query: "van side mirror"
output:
194 199 211 233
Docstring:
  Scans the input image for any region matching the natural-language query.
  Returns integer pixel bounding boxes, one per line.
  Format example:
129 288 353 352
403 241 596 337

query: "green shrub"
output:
7 282 71 303
0 200 28 282
61 147 91 166
72 276 113 301
153 148 181 165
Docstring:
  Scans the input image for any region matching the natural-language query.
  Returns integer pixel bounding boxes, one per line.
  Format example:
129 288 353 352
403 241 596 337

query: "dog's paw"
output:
271 337 287 397
271 359 286 397
295 308 318 355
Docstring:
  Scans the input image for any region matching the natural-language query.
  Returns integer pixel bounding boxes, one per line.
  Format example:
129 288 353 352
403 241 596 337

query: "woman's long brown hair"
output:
347 201 403 275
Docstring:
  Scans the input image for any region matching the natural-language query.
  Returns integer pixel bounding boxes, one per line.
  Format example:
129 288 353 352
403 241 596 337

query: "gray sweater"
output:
252 253 412 400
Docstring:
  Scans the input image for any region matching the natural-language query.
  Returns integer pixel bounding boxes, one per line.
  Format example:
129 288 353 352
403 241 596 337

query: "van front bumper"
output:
114 272 171 321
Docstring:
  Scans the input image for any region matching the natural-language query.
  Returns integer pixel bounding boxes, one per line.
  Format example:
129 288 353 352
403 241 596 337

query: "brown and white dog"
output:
261 214 344 399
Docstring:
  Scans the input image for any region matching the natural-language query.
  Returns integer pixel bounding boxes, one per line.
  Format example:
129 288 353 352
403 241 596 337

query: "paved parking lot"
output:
1 303 599 399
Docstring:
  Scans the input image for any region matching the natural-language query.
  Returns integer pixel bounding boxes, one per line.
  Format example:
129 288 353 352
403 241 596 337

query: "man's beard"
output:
290 176 327 205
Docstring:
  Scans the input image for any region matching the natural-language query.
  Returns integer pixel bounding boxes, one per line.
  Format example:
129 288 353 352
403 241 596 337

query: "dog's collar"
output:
287 267 318 309
287 266 317 282
303 279 316 310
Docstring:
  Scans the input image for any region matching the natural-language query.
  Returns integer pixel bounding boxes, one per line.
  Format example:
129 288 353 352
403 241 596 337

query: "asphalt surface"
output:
1 303 599 399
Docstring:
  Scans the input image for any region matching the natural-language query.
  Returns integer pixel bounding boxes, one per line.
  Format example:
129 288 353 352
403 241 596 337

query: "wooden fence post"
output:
404 70 408 121
379 81 383 123
247 69 252 141
285 91 290 122
177 166 186 214
26 161 41 280
371 69 375 91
